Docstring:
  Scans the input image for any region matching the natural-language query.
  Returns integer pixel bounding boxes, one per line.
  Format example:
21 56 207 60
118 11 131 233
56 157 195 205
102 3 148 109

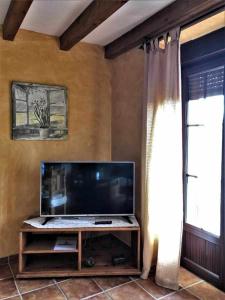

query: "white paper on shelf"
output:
24 216 139 228
54 236 77 251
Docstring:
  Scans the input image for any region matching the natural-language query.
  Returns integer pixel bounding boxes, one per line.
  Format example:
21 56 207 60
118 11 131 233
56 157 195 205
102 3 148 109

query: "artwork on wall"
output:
12 81 68 140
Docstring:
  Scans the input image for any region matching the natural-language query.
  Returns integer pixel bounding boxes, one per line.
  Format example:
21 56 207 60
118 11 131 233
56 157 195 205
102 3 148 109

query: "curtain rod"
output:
139 6 225 51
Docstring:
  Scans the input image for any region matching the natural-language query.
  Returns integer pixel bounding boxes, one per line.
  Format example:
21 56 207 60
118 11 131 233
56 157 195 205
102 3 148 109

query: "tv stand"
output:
17 219 141 278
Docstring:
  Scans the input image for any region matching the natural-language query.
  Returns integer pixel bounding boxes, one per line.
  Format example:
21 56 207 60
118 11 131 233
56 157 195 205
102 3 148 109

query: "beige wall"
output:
0 30 144 258
0 30 112 257
110 49 144 222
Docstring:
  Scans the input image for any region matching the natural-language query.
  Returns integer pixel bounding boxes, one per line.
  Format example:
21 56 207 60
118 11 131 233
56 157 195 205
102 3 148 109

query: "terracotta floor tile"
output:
129 275 140 280
179 267 201 288
163 289 200 299
9 255 18 264
107 281 154 300
16 278 54 293
136 276 173 298
10 261 19 276
55 277 71 282
22 285 64 300
88 292 111 300
187 281 225 300
0 264 12 279
94 276 131 290
6 297 21 300
0 278 18 299
59 278 101 299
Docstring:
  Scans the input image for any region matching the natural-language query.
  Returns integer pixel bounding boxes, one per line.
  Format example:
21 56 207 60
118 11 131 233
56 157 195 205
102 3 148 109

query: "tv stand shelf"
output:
17 222 141 278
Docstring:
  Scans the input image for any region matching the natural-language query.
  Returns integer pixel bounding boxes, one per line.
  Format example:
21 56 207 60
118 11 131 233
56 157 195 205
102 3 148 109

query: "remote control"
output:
94 220 112 225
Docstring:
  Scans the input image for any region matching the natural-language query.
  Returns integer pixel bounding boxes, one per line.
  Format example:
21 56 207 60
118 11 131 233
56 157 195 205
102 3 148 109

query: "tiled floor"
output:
0 259 225 300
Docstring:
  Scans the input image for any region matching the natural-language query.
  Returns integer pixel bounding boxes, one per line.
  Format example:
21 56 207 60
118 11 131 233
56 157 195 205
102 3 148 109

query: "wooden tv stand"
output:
17 220 141 278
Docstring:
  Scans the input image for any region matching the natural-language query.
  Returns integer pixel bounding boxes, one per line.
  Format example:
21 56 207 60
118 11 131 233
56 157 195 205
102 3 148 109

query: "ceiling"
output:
82 0 175 45
0 0 175 46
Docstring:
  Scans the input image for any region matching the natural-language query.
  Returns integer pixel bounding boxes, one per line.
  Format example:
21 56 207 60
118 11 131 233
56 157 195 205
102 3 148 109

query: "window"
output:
185 66 225 236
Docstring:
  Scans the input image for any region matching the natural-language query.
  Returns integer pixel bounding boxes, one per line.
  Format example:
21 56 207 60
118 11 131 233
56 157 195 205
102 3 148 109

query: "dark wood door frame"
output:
181 28 225 291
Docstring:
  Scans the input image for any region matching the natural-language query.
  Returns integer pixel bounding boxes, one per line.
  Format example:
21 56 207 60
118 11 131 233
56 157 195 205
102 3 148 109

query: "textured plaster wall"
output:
110 49 144 222
0 29 111 257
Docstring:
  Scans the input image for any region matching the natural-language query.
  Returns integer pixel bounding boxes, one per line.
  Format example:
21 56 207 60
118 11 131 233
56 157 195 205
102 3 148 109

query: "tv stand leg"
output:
123 216 133 224
41 217 54 225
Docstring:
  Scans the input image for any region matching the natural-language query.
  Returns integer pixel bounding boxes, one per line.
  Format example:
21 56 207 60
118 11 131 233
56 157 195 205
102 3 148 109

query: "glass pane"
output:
49 90 66 105
15 87 26 100
16 100 27 112
29 111 39 126
50 115 65 127
186 95 224 236
186 177 201 227
16 113 27 126
50 106 65 115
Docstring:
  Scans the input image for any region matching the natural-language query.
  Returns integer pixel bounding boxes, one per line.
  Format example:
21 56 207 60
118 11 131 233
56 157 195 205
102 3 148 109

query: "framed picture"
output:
12 81 68 140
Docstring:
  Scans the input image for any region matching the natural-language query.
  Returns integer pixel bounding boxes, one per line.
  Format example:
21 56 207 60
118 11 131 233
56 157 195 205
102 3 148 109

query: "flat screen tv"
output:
40 161 135 216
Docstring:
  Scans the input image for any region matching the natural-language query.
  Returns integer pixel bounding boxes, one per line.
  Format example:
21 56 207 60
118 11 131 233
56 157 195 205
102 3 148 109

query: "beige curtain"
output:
141 28 183 291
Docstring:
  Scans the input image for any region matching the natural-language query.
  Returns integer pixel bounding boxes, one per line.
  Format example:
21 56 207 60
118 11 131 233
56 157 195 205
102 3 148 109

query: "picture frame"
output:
12 81 68 140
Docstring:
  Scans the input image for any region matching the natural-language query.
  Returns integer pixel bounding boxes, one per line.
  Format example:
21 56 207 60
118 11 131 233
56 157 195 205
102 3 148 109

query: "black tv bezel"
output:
40 161 135 217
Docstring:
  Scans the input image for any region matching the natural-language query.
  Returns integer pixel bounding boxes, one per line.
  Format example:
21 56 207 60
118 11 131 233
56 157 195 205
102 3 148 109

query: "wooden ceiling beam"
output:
105 0 225 59
3 0 33 41
60 0 128 51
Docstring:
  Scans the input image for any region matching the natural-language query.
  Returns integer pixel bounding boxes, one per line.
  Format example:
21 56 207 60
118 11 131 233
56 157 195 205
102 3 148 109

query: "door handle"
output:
186 174 198 178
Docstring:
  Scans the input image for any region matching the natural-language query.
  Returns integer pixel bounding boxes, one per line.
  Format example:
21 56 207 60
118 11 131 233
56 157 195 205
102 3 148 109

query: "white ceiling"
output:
0 0 175 46
82 0 175 45
21 0 93 37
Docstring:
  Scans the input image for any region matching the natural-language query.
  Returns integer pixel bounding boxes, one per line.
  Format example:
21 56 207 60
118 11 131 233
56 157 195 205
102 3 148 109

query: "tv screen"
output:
40 162 135 216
